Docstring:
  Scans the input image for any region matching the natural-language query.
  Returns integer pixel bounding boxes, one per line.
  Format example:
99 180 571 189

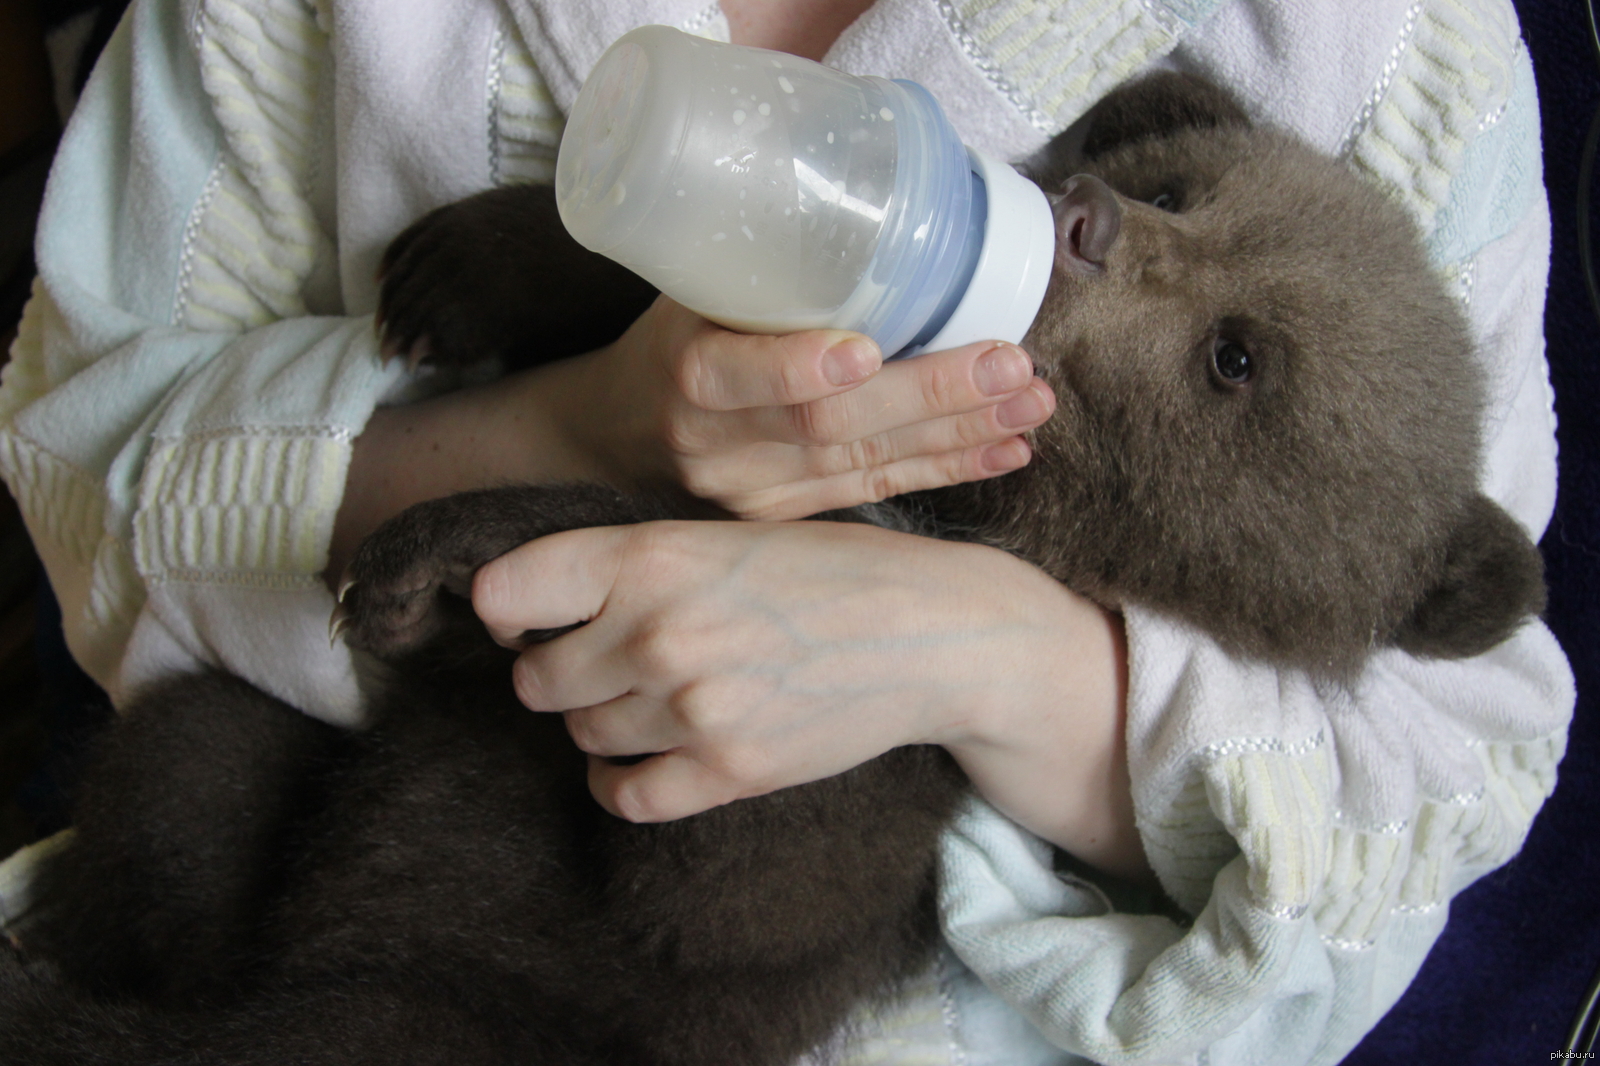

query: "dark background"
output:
0 0 1596 1060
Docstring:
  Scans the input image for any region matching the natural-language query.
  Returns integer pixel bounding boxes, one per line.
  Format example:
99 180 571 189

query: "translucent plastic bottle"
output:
554 25 1054 358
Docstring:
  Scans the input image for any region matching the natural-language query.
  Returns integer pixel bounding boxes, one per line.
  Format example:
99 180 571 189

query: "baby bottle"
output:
554 25 1054 359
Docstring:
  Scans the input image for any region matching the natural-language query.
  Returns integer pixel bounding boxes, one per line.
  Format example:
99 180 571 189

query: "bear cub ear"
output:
1027 70 1252 188
1393 494 1547 660
1078 70 1252 160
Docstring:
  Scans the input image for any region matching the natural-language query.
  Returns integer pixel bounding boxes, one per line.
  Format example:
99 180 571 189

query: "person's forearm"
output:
328 355 611 584
940 589 1149 881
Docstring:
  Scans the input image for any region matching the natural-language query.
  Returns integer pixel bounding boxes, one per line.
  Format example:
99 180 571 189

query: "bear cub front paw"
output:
376 184 657 371
332 484 682 663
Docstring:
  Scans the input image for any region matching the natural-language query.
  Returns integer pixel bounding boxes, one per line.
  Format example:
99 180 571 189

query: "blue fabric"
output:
1343 1 1600 1060
1159 0 1227 30
1425 58 1543 267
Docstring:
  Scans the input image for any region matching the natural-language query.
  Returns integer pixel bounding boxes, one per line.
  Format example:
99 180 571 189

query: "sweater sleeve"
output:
0 0 408 724
938 10 1574 1066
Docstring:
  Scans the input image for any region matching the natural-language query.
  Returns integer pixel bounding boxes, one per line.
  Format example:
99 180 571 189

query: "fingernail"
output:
822 337 881 386
996 385 1049 428
974 344 1033 396
981 438 1031 473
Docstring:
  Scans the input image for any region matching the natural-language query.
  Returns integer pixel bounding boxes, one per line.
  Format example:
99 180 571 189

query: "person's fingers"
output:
560 693 683 756
471 525 632 647
674 317 883 411
728 436 1037 520
586 750 752 822
742 341 1040 447
731 379 1054 489
505 620 642 713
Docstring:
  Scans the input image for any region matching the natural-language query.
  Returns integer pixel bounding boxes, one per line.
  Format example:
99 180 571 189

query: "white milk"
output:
556 26 1054 358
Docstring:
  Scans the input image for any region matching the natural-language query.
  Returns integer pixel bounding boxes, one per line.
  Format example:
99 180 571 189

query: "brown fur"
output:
0 73 1545 1065
957 91 1537 672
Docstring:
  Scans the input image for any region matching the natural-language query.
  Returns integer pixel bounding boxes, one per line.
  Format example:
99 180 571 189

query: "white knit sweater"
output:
0 0 1574 1063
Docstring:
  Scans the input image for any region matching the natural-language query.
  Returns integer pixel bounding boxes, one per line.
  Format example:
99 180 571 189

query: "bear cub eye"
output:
1210 338 1254 388
1149 190 1178 211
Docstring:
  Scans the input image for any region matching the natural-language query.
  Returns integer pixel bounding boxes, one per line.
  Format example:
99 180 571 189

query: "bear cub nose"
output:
1052 174 1122 272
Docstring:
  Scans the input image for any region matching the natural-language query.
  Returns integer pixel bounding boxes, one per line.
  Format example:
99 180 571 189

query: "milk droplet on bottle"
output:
555 25 1054 357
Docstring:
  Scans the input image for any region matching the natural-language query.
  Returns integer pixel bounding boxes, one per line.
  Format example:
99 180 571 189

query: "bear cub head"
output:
923 73 1545 676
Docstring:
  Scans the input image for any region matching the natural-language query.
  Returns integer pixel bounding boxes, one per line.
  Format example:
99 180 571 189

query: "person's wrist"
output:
919 548 1141 876
974 585 1125 764
520 346 655 487
919 547 1111 751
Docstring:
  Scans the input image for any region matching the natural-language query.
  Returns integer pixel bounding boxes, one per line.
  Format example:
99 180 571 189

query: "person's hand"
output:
471 517 1145 877
327 297 1054 579
556 297 1056 520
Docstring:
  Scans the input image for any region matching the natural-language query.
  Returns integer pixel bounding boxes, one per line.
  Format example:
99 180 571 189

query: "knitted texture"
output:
181 0 330 329
941 0 1223 133
1339 0 1518 233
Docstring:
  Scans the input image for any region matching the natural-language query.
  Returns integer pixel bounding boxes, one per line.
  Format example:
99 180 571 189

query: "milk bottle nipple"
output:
555 25 1054 358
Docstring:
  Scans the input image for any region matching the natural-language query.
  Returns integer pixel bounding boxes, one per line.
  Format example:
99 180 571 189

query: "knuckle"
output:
668 676 741 734
789 399 851 446
511 656 549 710
611 782 670 824
625 617 682 679
917 450 977 494
677 461 727 502
564 714 603 754
707 742 776 793
674 337 721 410
792 441 852 483
955 445 995 485
795 447 836 479
917 364 962 414
846 434 891 471
661 415 713 458
774 350 816 406
727 489 797 522
952 412 994 449
624 522 695 577
860 464 904 504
